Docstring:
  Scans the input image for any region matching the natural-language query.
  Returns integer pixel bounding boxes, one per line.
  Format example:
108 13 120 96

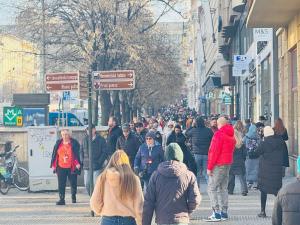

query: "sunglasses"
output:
146 138 153 140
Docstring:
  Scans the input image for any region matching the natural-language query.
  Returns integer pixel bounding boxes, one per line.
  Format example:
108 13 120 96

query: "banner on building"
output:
253 28 273 42
233 55 251 72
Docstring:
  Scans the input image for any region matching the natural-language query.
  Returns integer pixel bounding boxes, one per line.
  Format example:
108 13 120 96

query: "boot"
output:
56 194 65 205
72 194 76 203
257 211 266 218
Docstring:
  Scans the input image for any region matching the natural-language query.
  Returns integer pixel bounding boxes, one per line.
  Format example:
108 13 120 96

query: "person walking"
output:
90 150 144 225
167 125 197 176
228 129 248 196
134 131 164 192
142 143 201 225
107 116 123 155
116 124 142 168
185 117 213 185
273 118 289 177
50 129 81 205
256 126 286 218
135 122 148 143
243 124 260 189
81 125 109 195
210 118 218 133
272 156 300 225
206 117 236 222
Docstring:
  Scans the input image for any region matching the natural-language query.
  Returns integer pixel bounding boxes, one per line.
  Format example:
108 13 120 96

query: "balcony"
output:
221 64 235 86
247 0 300 27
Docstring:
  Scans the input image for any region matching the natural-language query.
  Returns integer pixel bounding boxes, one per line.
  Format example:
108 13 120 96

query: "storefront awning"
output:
202 76 222 92
247 0 300 27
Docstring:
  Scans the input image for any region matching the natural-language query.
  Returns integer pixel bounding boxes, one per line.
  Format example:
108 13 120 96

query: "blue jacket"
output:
134 142 164 176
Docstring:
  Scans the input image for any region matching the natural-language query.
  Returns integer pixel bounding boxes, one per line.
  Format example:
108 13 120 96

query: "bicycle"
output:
0 144 29 194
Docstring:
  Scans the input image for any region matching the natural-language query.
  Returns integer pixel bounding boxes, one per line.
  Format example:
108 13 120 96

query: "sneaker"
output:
221 212 229 221
204 212 222 222
56 199 65 205
242 192 247 196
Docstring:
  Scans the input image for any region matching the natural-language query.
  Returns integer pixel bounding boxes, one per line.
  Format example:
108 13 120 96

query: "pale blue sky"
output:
0 0 18 25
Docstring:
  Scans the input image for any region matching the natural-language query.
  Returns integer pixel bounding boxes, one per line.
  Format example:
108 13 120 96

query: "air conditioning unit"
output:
232 0 245 13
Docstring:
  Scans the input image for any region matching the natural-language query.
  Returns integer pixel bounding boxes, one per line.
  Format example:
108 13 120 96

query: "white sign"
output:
253 28 273 42
232 66 247 77
233 55 251 71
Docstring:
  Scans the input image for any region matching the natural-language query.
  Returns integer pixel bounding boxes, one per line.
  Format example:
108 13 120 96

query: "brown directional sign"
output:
46 83 78 91
98 70 134 79
93 70 135 90
46 73 78 82
94 80 135 90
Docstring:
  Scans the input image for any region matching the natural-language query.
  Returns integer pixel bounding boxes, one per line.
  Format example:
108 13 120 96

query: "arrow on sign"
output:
5 110 17 121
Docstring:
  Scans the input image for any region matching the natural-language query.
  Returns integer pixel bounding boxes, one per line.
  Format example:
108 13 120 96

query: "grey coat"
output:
272 178 300 225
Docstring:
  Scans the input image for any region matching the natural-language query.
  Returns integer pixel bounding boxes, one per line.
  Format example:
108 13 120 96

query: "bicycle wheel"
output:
0 179 10 195
13 167 29 191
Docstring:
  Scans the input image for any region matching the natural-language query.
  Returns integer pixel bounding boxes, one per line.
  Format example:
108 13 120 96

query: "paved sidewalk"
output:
0 176 295 225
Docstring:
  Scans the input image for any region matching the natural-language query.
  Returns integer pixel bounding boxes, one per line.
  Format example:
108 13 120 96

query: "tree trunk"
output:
113 91 121 124
121 99 126 124
125 101 131 123
100 90 112 126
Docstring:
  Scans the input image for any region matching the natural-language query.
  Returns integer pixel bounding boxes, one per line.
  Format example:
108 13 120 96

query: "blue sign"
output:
63 91 70 100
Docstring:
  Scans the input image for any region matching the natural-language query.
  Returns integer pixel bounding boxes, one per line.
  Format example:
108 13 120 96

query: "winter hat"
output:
174 124 181 130
145 131 156 140
122 123 130 130
116 150 130 166
297 156 300 174
165 143 184 162
263 126 274 137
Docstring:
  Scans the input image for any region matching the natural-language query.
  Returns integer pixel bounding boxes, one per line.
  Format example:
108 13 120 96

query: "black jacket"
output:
276 130 289 167
80 133 108 170
167 131 197 176
272 178 300 225
229 145 247 175
257 135 286 194
50 138 81 174
106 126 123 154
135 129 148 143
185 126 213 155
116 132 142 166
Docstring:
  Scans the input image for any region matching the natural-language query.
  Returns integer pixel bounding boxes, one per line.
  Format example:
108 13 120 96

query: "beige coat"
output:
90 168 144 225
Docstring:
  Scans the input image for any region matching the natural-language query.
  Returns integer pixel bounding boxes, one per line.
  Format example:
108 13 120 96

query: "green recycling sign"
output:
3 107 23 127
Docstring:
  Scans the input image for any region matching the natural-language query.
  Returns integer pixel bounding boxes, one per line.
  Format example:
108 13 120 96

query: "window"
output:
290 48 298 156
260 56 271 124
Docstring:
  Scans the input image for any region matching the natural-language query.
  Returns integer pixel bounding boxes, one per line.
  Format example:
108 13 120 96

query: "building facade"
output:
247 0 300 174
0 34 39 102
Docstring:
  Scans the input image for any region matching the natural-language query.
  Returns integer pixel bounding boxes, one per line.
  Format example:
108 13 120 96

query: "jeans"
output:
194 154 208 185
101 216 136 225
228 173 248 194
84 169 101 195
207 165 230 213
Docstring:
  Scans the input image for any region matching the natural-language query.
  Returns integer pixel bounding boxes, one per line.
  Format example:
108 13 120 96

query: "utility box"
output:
27 127 58 192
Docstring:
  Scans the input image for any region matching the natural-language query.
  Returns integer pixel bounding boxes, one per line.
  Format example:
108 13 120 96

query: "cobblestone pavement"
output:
0 177 295 225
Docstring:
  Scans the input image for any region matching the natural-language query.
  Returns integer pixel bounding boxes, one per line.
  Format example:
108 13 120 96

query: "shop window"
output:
261 56 271 124
290 48 298 156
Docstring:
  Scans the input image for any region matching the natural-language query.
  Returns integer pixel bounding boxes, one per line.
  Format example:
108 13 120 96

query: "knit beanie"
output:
297 156 300 174
165 143 184 162
263 126 274 137
116 151 130 166
145 131 156 139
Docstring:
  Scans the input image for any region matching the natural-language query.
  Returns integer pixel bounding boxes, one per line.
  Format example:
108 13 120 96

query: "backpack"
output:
245 136 259 159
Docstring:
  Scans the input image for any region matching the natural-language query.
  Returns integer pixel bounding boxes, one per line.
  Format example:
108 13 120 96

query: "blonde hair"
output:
97 150 138 201
234 120 244 133
234 130 243 149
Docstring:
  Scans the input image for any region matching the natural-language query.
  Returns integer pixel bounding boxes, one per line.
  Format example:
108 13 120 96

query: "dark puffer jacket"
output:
106 126 123 154
116 132 141 167
143 161 201 225
257 135 286 195
185 126 213 155
272 178 300 225
229 144 247 175
80 134 108 170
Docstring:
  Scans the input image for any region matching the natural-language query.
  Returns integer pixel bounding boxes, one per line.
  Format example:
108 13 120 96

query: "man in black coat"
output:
272 156 300 225
185 117 213 184
116 124 142 167
80 124 109 195
106 116 123 155
135 122 148 143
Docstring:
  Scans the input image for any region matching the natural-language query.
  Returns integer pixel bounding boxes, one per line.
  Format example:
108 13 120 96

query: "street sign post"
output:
45 72 82 92
3 107 23 127
93 70 135 91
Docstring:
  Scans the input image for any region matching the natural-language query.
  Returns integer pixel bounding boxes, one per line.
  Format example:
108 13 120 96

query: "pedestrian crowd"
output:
50 105 299 225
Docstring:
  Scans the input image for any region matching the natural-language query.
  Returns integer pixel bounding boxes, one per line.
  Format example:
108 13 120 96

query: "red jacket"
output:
207 124 236 171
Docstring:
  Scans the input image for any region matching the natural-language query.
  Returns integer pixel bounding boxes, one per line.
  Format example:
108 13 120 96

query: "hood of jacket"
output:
106 168 120 188
157 161 188 178
246 124 257 139
218 124 234 137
